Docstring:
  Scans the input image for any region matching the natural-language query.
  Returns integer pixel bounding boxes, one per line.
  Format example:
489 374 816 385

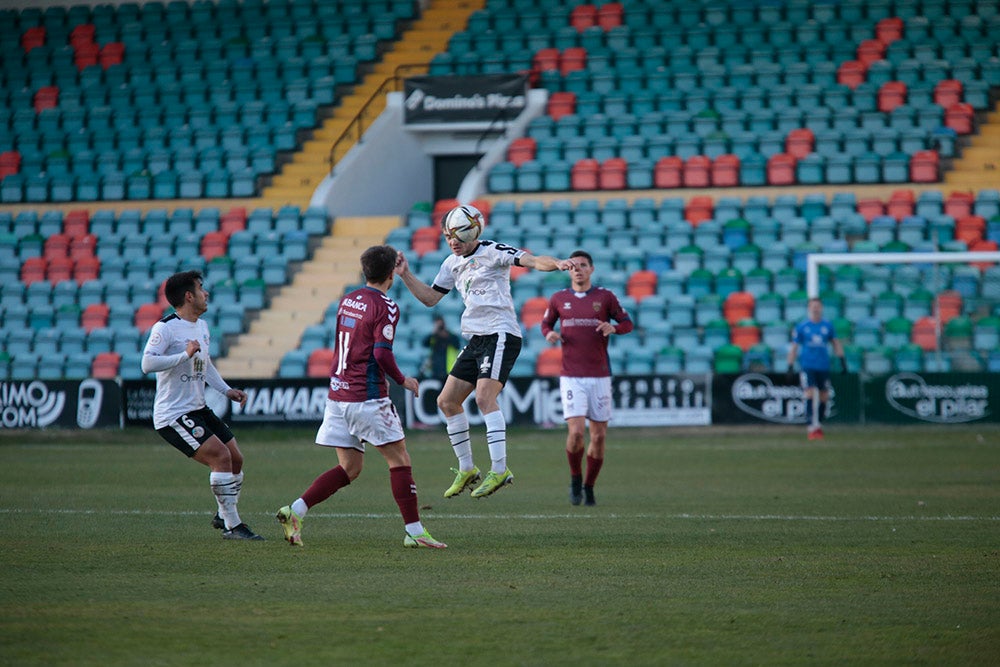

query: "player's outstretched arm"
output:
520 253 575 272
394 251 444 307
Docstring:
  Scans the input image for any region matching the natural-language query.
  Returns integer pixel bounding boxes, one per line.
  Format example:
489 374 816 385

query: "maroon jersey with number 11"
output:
328 286 402 402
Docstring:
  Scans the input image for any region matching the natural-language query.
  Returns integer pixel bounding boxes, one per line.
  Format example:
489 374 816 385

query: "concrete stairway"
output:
258 0 485 209
215 216 401 378
944 102 1000 190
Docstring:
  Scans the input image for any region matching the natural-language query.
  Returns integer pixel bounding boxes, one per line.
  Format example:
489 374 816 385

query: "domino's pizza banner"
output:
403 74 528 124
0 380 121 430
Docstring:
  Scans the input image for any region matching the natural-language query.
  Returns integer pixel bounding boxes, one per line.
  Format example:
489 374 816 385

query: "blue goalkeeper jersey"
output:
792 318 837 371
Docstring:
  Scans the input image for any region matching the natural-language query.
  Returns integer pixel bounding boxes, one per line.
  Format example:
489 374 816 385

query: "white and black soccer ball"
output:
442 205 484 243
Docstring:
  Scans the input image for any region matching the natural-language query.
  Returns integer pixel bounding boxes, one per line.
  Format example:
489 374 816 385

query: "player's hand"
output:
596 322 615 337
185 340 201 357
544 331 561 344
839 357 849 374
226 388 248 407
394 251 410 275
556 258 576 271
403 376 420 396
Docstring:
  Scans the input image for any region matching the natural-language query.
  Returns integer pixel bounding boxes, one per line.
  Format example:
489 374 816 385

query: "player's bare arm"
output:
394 251 445 307
520 253 575 272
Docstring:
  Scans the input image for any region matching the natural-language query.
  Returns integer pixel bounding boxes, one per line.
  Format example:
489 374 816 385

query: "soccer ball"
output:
442 205 484 243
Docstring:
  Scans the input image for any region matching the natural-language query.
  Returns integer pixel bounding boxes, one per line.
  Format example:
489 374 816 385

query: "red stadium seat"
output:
723 292 756 325
0 150 21 179
559 47 587 75
33 86 59 112
875 17 903 44
935 291 963 323
411 226 442 257
520 296 550 328
857 197 885 222
955 216 985 245
596 2 623 29
99 42 124 69
44 233 71 259
200 231 229 261
571 159 599 191
712 154 740 187
598 158 627 190
878 81 907 113
547 91 576 121
507 137 536 167
685 196 714 226
785 129 814 159
945 103 974 134
626 270 658 301
911 316 939 351
837 60 867 89
63 209 89 238
653 156 682 188
21 26 46 51
569 4 597 31
887 189 915 220
47 256 74 284
70 24 96 46
532 48 560 73
21 257 47 285
73 256 100 284
91 352 121 379
856 39 885 66
730 321 761 351
944 191 974 219
909 150 939 183
70 234 97 260
135 303 165 332
766 154 796 186
682 156 711 188
535 347 563 377
81 303 109 332
934 80 963 109
307 348 335 378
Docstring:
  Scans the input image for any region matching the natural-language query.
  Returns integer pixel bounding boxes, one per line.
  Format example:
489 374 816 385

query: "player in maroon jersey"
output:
540 250 633 506
276 245 445 549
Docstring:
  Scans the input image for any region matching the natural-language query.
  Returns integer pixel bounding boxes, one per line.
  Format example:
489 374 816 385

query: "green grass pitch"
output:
1 424 997 666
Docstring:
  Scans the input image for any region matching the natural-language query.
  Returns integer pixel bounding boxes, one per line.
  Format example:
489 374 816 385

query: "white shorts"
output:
315 397 405 452
559 376 612 423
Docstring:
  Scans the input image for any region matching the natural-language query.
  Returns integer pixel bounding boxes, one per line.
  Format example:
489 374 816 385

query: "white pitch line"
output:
0 508 996 521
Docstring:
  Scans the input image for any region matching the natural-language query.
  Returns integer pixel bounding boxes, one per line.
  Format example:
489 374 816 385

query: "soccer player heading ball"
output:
395 204 576 499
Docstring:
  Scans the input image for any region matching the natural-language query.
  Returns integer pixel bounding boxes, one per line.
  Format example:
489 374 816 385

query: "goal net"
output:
805 251 1000 373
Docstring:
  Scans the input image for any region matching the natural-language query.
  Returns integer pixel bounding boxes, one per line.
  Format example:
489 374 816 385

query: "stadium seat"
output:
535 347 562 377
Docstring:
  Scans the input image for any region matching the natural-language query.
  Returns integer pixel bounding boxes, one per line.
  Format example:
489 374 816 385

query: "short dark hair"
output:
361 245 397 284
570 250 593 265
163 271 203 308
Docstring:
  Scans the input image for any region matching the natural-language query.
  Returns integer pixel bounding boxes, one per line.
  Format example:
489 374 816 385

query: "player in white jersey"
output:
141 271 261 540
395 205 575 499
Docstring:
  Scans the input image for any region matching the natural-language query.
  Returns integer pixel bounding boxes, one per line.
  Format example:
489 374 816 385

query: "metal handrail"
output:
327 63 430 174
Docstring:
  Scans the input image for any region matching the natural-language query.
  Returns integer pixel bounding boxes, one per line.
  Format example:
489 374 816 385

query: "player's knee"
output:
342 460 363 481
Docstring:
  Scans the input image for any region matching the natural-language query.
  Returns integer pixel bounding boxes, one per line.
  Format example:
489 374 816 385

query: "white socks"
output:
446 412 474 471
291 498 309 518
210 471 241 530
483 410 507 474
